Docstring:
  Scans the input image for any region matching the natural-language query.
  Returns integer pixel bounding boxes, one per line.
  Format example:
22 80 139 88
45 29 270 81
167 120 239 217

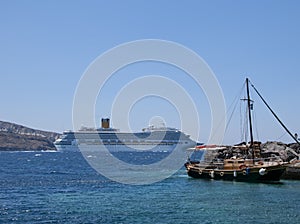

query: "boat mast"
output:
246 78 256 162
246 78 254 148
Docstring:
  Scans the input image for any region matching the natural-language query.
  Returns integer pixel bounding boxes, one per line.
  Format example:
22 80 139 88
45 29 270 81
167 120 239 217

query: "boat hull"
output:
55 142 195 153
185 164 287 182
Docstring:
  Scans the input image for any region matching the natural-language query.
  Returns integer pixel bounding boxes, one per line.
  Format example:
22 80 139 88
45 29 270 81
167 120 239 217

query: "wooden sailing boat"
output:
185 78 291 182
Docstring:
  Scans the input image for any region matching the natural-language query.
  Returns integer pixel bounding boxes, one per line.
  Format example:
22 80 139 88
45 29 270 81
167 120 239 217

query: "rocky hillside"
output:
208 141 300 162
0 121 61 151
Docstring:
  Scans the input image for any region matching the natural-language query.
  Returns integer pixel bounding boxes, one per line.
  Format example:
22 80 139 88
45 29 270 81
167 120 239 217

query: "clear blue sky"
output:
1 0 300 144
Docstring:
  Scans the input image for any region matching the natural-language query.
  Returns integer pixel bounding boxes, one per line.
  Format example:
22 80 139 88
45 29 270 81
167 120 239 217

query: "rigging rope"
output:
243 107 249 143
253 109 260 141
239 83 249 143
210 82 245 142
275 132 287 141
225 96 240 134
249 80 300 145
222 82 246 140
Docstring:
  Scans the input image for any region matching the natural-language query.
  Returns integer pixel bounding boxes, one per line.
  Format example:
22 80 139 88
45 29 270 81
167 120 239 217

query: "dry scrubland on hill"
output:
0 121 60 151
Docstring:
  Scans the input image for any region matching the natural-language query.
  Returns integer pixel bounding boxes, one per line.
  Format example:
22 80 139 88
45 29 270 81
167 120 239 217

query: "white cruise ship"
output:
54 118 196 152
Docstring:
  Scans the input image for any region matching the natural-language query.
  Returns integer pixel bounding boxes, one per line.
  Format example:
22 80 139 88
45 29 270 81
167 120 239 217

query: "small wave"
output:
4 150 58 153
177 174 189 178
49 170 70 175
9 150 36 153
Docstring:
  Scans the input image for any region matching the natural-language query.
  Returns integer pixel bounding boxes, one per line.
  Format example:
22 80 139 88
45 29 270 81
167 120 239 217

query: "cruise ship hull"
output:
54 143 186 152
54 121 196 153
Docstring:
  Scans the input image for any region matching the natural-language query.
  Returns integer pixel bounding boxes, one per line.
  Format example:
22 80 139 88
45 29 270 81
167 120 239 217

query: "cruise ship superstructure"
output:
54 118 196 152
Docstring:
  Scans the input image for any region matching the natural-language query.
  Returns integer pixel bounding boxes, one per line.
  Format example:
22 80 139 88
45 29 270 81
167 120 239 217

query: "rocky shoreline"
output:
0 120 60 151
259 141 300 180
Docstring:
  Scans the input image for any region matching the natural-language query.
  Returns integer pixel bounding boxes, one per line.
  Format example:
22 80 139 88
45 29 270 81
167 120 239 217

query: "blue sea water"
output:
0 151 299 224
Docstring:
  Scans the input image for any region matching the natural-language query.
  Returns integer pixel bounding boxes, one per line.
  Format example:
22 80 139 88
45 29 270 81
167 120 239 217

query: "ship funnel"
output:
101 118 110 129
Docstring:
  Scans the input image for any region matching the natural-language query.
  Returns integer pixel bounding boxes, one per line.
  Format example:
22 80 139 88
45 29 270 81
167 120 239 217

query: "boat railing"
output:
188 156 285 169
188 160 225 170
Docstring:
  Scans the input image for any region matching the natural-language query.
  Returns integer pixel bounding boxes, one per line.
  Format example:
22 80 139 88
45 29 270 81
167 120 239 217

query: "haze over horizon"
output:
1 1 300 144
